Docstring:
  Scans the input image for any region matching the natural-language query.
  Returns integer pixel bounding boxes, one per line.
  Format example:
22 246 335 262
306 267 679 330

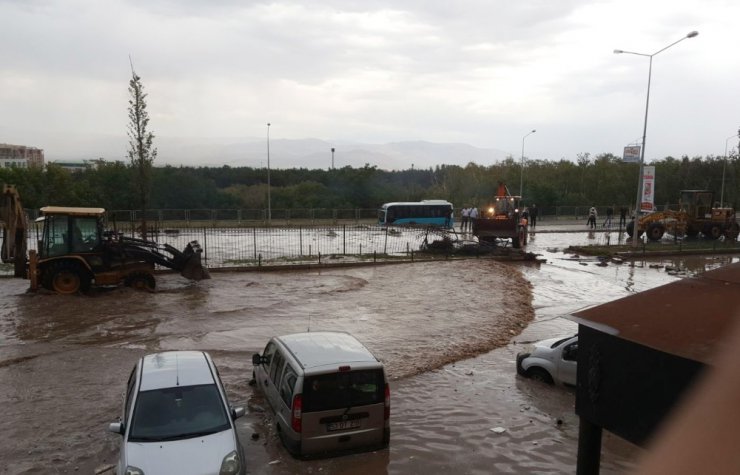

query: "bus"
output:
378 200 454 228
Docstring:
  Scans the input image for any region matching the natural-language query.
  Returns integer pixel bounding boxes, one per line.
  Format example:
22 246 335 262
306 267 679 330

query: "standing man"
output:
469 206 479 232
619 205 628 228
604 205 614 228
588 206 597 229
530 204 538 228
461 206 470 232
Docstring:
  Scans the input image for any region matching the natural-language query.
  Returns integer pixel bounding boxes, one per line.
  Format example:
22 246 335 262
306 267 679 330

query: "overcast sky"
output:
2 0 738 168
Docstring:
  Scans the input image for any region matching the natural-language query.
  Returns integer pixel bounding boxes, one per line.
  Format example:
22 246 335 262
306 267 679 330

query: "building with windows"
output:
0 143 45 168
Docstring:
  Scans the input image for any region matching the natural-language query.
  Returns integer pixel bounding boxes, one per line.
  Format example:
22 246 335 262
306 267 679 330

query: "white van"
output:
251 331 390 457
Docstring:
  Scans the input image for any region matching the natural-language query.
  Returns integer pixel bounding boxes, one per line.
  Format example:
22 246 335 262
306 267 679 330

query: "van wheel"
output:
527 367 554 385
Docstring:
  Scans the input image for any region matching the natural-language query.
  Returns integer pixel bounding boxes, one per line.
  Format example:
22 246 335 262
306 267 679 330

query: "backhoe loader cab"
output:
30 206 210 294
38 206 105 258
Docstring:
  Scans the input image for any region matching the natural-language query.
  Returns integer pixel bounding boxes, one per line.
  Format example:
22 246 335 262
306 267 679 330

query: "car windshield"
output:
303 369 384 413
128 384 230 442
550 335 577 349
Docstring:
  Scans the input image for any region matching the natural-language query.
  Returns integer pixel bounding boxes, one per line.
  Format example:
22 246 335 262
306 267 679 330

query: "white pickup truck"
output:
516 334 578 386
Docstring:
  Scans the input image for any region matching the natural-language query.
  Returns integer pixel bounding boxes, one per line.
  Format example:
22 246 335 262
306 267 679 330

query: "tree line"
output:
1 152 737 212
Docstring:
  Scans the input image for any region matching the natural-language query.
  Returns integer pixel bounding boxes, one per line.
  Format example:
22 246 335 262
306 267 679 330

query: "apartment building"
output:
0 143 45 168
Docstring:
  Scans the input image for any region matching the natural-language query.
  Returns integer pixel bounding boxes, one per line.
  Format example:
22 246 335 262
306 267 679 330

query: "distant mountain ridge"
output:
44 134 512 170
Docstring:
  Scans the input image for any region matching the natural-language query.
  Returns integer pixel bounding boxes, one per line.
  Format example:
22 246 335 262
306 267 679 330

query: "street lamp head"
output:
267 122 271 127
531 129 536 133
613 49 624 54
686 31 699 38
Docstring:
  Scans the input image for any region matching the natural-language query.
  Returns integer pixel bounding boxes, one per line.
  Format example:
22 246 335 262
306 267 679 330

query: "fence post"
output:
411 250 414 262
318 252 321 265
373 250 377 263
384 226 388 254
253 227 257 260
258 253 262 267
202 227 208 267
343 225 346 255
300 226 303 255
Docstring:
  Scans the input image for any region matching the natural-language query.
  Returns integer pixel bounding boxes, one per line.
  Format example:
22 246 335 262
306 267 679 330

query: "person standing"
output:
619 206 628 228
461 206 470 232
469 206 479 232
530 204 538 228
588 206 597 229
604 205 614 228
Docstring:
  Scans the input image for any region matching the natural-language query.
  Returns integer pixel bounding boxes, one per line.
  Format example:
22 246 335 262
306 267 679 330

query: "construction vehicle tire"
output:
646 222 665 241
626 221 635 237
125 272 156 291
726 222 740 240
43 261 91 294
706 225 723 240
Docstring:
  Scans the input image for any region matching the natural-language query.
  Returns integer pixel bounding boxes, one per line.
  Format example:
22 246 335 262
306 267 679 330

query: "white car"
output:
108 351 246 475
516 335 578 386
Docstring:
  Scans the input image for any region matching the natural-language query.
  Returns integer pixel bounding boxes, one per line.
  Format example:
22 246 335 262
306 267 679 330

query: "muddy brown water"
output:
1 231 736 474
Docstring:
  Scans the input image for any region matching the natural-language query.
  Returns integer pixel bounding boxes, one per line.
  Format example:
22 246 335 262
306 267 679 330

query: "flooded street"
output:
1 230 737 474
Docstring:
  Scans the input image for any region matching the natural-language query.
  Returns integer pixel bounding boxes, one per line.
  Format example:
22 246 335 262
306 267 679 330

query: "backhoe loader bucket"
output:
178 241 211 281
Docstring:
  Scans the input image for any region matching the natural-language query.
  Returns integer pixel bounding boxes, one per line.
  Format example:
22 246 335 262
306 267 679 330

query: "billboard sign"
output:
623 146 641 163
641 166 655 212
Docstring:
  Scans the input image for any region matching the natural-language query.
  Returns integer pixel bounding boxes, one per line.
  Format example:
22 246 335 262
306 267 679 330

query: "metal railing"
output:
4 223 456 275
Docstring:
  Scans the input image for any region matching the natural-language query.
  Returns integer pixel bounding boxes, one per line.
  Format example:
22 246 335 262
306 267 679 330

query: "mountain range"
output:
44 135 512 170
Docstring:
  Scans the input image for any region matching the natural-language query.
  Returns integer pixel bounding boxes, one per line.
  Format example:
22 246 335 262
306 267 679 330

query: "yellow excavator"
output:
2 184 210 293
626 190 739 241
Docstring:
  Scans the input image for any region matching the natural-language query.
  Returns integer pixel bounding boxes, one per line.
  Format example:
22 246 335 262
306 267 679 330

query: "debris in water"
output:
491 427 507 434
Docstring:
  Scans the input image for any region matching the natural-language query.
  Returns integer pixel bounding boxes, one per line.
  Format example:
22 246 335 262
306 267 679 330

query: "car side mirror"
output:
108 422 124 435
231 406 246 420
251 354 262 365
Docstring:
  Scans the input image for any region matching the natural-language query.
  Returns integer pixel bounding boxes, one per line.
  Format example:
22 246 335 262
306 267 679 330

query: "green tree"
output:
126 66 157 239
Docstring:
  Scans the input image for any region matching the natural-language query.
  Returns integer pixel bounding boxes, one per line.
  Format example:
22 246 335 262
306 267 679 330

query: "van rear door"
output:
300 368 386 454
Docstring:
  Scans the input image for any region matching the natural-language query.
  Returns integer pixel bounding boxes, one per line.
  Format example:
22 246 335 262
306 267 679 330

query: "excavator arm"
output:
1 184 28 277
105 235 210 280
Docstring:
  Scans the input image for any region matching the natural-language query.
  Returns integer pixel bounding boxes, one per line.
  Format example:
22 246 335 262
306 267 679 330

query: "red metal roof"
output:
570 261 740 365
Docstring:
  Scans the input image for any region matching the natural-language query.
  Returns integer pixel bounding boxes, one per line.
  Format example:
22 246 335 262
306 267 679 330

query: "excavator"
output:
2 184 210 293
472 182 528 248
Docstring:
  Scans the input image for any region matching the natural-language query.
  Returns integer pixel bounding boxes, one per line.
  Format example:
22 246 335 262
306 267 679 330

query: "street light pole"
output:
722 131 739 207
331 147 335 170
614 30 698 247
520 129 536 198
266 122 271 226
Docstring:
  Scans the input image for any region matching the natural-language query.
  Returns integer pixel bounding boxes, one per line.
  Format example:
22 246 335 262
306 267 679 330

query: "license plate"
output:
327 420 361 431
